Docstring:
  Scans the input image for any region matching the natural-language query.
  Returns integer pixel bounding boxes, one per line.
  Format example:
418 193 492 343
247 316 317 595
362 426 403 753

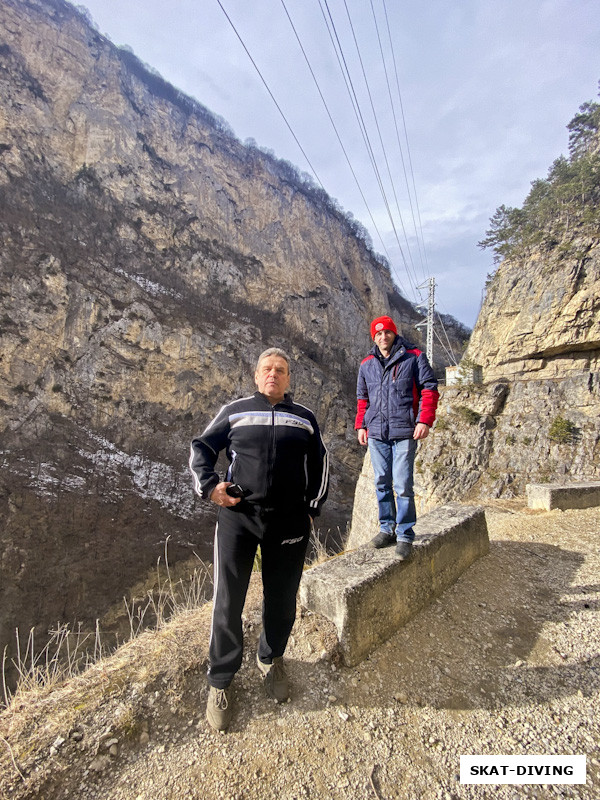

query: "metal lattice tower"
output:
415 277 435 364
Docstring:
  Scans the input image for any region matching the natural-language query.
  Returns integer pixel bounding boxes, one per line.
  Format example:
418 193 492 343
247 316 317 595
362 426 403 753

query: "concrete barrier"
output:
346 449 431 551
300 504 488 667
526 482 600 511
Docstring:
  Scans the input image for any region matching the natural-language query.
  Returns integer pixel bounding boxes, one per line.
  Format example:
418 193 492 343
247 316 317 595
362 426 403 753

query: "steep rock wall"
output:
466 241 599 381
0 0 467 659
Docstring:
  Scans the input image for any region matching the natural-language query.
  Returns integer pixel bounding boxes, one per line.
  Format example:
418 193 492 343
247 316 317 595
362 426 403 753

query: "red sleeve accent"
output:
406 348 439 426
355 354 374 428
355 398 368 429
418 389 439 427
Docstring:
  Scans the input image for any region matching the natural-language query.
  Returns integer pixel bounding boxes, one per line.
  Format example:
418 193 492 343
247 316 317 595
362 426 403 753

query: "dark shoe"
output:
395 541 413 560
371 531 396 549
257 654 289 703
206 686 232 731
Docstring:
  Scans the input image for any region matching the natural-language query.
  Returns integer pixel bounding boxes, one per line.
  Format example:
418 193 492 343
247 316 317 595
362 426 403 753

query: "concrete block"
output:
300 504 488 666
526 482 600 511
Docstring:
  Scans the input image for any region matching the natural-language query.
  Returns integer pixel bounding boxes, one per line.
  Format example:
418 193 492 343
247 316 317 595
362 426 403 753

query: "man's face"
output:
255 356 290 404
374 328 396 354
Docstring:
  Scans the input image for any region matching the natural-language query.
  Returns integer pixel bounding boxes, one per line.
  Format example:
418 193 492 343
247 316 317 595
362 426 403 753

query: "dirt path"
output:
1 504 599 799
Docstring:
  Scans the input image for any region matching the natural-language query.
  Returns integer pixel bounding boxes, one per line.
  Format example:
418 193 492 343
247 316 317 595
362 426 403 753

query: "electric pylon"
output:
415 277 435 364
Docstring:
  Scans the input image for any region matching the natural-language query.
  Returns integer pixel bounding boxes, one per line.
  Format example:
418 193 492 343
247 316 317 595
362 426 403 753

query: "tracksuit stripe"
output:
207 519 220 668
189 443 204 497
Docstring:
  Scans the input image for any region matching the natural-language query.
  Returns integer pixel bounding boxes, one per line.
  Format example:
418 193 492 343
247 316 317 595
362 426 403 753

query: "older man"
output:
355 316 438 559
190 348 329 731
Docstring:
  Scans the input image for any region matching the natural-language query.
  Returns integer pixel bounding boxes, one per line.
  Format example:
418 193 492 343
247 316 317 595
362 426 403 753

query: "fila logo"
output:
281 537 304 545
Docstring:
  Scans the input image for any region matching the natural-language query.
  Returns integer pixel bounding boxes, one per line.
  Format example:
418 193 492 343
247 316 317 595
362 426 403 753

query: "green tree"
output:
477 205 525 263
568 99 600 159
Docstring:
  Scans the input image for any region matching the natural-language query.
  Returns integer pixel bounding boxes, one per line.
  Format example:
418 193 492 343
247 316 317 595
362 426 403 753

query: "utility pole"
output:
415 277 435 364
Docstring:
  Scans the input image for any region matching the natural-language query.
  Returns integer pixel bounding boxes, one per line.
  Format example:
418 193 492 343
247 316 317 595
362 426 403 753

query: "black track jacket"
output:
189 391 329 517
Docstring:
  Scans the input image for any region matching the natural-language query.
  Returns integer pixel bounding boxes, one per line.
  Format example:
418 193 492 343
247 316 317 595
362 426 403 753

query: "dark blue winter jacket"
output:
355 336 439 440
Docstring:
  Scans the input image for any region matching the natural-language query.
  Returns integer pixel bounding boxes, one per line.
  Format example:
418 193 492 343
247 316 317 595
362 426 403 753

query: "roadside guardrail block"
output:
300 504 488 666
526 482 600 511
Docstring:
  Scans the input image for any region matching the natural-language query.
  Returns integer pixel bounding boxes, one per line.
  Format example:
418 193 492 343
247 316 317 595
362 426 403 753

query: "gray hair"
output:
256 347 291 373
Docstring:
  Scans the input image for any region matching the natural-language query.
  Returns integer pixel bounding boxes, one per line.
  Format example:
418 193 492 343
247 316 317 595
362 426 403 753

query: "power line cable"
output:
318 0 381 179
318 0 414 296
216 0 434 310
434 312 458 364
316 0 404 283
433 325 456 365
370 0 427 281
339 0 419 299
278 0 391 260
342 0 422 297
381 0 430 278
317 0 390 213
214 0 325 190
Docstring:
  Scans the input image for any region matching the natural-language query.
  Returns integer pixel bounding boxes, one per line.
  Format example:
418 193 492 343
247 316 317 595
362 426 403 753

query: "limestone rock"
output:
467 243 600 382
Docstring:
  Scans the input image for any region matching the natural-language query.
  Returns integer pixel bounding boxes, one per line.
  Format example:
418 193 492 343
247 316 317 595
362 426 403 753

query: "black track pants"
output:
207 506 310 689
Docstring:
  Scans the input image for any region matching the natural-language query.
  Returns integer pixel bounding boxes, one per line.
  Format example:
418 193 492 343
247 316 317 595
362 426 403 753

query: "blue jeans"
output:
368 437 417 542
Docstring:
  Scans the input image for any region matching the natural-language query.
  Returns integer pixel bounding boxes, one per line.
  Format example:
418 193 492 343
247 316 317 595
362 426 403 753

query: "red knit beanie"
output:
370 315 397 339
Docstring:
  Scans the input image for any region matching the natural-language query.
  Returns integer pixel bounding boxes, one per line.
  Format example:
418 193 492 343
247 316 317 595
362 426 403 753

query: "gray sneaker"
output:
395 541 412 560
206 686 232 731
256 654 289 703
371 531 396 549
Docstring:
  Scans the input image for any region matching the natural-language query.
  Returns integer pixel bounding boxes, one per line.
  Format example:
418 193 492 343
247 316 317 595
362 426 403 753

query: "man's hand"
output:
357 428 368 446
209 482 242 508
413 423 430 440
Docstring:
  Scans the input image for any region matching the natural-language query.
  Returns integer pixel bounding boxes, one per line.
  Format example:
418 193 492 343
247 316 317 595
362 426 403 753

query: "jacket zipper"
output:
380 349 403 439
380 364 388 440
266 404 276 500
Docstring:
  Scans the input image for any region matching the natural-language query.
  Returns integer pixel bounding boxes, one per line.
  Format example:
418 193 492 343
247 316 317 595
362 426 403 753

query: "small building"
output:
445 362 483 386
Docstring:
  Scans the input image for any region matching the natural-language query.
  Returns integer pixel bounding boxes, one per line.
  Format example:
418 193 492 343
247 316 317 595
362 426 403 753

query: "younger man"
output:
355 316 438 558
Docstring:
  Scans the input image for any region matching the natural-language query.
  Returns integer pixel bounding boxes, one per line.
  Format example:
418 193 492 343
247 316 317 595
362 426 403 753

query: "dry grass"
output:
0 602 213 795
0 525 346 795
2 539 211 712
306 521 349 567
2 622 103 709
0 540 214 794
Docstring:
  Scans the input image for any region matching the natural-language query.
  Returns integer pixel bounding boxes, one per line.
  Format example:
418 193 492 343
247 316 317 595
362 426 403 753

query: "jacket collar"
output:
254 390 294 408
370 335 406 365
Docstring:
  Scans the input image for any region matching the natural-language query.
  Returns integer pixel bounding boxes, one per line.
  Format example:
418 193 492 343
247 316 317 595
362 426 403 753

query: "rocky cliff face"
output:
401 240 598 521
0 0 467 662
466 242 599 382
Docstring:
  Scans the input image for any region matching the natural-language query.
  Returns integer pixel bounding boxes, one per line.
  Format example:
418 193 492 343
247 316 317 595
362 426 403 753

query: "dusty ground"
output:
1 503 599 799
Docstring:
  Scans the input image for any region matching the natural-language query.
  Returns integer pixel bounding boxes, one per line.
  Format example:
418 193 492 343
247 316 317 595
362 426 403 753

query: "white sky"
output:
77 0 600 328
